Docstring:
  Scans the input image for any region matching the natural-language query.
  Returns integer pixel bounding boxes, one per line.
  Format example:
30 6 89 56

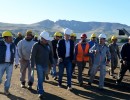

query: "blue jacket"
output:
57 39 74 61
0 41 16 64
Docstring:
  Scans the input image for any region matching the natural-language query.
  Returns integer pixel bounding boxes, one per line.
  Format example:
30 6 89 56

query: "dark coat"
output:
57 39 74 61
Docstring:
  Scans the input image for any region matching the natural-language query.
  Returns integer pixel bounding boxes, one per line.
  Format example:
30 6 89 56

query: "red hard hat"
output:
81 33 87 38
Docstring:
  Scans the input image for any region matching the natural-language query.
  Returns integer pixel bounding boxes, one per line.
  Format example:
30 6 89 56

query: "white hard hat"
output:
98 33 107 39
128 36 130 39
40 31 50 40
64 28 72 35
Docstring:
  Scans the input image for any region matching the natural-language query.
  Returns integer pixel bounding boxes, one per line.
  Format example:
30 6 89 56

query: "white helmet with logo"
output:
40 31 50 40
64 28 72 35
98 33 107 39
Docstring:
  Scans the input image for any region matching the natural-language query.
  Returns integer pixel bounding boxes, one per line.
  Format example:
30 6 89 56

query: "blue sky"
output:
0 0 130 25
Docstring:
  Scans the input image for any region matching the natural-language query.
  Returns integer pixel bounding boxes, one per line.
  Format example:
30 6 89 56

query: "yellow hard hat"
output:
70 33 76 37
26 30 33 35
2 31 13 37
91 33 96 38
59 32 63 37
34 34 38 38
111 35 117 41
54 32 61 37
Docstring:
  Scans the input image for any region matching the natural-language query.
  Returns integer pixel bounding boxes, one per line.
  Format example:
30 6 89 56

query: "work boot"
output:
67 86 72 91
45 75 49 80
88 82 92 86
4 90 10 95
21 81 26 88
28 82 33 90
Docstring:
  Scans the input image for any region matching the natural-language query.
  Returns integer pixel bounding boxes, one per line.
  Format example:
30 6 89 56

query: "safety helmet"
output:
64 28 72 35
81 33 87 38
26 30 33 36
128 36 130 39
70 33 76 37
59 32 63 37
111 35 117 41
2 31 13 37
34 34 38 38
98 33 106 39
54 32 61 37
91 33 96 38
40 31 50 40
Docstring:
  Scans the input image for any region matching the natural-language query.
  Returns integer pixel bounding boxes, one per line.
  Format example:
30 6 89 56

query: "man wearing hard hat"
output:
30 31 54 98
33 34 39 42
50 32 61 80
17 30 35 89
108 35 120 77
88 33 97 76
116 36 130 85
88 33 111 90
0 31 19 95
70 33 77 75
57 28 74 90
14 32 23 46
74 33 90 87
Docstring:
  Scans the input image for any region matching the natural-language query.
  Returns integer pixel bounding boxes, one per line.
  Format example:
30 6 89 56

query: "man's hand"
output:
94 50 98 54
72 60 76 64
58 58 63 63
14 65 19 69
106 61 110 66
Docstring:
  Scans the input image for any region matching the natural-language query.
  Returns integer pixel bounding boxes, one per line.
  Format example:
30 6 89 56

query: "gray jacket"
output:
90 43 111 65
17 39 35 60
108 43 120 59
30 41 54 68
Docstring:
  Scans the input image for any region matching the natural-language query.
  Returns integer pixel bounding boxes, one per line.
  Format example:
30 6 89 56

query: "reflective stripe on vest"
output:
76 43 89 61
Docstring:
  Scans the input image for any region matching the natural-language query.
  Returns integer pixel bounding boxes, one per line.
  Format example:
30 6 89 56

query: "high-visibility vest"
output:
76 43 89 61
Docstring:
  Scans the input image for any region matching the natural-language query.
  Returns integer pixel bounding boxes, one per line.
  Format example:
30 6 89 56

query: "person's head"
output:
40 31 50 45
111 35 117 43
34 35 38 40
80 33 87 42
98 33 106 45
70 33 77 41
25 30 33 41
64 28 72 40
2 31 13 43
90 33 96 41
17 32 22 37
54 32 61 40
59 32 63 39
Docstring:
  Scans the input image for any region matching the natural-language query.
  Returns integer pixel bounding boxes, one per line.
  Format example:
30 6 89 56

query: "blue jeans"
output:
58 58 72 87
51 58 57 77
36 65 48 94
0 63 13 91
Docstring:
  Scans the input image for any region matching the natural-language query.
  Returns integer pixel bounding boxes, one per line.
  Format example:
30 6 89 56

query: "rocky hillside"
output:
0 19 130 38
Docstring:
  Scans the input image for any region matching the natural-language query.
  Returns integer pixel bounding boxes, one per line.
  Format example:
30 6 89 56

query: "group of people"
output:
0 28 130 99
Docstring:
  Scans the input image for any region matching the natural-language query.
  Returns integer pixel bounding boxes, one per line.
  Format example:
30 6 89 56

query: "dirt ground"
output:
0 63 130 100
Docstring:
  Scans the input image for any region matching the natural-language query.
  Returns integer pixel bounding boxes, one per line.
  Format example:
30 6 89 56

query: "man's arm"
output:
30 43 37 68
17 40 23 58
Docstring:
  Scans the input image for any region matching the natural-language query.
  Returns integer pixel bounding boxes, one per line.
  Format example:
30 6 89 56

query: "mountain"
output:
0 19 130 38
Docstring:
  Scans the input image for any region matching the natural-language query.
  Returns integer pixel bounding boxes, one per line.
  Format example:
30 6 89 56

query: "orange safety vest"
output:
76 43 89 61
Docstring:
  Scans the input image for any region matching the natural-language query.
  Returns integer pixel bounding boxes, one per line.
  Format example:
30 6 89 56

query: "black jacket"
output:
30 41 54 68
51 39 58 59
14 37 23 46
121 42 130 61
57 39 74 61
0 41 16 64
